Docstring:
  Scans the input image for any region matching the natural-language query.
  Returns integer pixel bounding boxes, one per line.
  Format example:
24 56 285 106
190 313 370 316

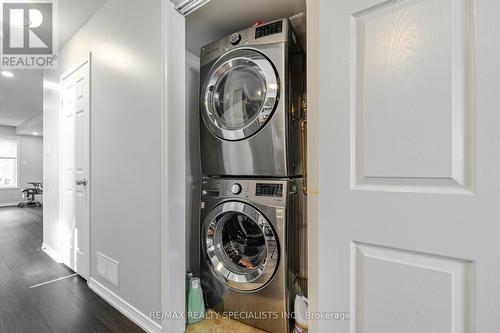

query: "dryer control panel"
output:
200 18 291 66
255 20 283 39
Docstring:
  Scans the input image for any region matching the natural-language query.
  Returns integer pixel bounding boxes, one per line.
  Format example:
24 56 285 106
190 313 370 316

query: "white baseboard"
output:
0 202 19 207
89 278 162 333
41 243 63 263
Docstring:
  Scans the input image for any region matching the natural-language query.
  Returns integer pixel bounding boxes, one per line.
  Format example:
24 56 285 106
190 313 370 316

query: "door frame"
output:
306 0 320 332
58 53 92 279
161 2 186 333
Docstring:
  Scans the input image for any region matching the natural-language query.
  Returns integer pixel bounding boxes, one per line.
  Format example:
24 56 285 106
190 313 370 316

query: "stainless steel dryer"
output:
200 177 304 333
199 18 306 177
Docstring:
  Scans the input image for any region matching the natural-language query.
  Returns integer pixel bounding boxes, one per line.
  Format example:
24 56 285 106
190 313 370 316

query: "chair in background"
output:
18 182 43 208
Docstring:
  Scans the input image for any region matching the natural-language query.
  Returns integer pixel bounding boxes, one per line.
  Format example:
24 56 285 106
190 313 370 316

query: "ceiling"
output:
0 70 43 127
58 0 107 48
0 0 106 131
185 0 306 54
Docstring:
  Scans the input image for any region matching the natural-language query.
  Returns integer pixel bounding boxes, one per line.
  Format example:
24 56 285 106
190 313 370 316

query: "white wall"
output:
0 126 42 205
43 0 163 324
42 70 60 249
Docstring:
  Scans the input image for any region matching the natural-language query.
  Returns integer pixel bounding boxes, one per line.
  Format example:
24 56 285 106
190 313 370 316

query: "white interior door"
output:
313 0 500 332
60 57 90 280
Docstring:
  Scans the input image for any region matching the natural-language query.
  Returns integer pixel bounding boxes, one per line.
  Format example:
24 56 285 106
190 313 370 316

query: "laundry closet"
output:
178 0 308 332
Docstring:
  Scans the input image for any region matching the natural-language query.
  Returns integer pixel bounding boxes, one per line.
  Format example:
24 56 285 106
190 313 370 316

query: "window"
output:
0 138 18 188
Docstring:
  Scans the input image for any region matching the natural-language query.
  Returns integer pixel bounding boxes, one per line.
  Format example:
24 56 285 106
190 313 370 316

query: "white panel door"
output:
313 0 500 332
60 57 90 280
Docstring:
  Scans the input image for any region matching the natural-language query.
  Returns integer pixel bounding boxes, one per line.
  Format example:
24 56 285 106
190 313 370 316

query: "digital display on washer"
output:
256 183 283 197
255 21 283 39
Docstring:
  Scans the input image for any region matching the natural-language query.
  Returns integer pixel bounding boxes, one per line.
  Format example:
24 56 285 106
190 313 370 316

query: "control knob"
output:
230 33 241 45
231 183 242 195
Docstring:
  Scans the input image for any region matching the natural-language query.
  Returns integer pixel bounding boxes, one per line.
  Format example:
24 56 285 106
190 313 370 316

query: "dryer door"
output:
202 201 279 292
201 49 279 141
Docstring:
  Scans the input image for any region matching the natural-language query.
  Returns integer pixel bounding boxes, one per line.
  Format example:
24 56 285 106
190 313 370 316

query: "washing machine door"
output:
203 201 279 292
201 49 279 141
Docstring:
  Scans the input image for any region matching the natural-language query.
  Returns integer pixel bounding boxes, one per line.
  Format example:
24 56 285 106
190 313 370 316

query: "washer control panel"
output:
202 179 288 205
256 183 283 197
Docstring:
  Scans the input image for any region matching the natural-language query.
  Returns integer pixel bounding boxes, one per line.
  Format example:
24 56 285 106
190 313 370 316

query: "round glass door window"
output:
203 201 279 292
201 49 279 141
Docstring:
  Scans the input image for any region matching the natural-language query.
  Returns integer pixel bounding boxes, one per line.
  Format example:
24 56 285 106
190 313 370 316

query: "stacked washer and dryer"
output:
198 18 306 333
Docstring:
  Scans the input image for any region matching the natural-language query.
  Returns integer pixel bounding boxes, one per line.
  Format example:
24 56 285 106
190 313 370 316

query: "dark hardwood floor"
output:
0 206 145 333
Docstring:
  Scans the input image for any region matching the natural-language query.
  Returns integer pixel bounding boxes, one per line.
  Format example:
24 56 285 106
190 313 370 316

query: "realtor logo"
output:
1 0 57 69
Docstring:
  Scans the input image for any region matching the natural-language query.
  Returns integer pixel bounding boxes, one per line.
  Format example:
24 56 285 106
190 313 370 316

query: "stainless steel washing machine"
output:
199 18 306 177
200 177 304 333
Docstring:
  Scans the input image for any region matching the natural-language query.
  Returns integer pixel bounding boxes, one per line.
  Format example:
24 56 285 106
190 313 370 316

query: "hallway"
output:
0 207 144 333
